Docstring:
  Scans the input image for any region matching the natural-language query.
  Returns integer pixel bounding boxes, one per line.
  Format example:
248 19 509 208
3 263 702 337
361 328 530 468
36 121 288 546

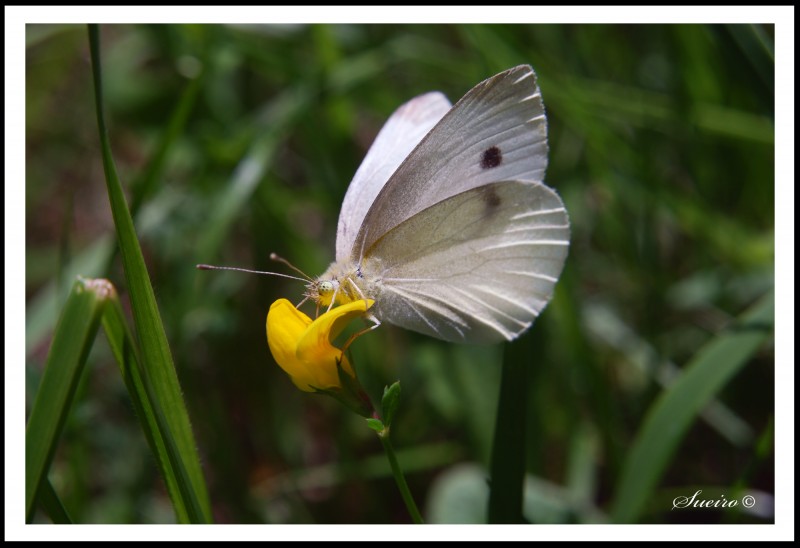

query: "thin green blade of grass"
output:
725 24 774 91
610 289 774 523
565 422 601 516
39 478 73 524
254 441 462 499
552 74 773 145
488 343 526 524
665 192 774 269
129 73 203 216
196 86 311 261
25 277 110 522
101 73 204 276
100 291 190 523
88 25 211 523
103 292 210 524
583 301 755 446
692 102 774 145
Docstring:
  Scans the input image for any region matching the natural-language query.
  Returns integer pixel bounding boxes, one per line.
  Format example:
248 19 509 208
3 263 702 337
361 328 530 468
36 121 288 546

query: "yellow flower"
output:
266 298 374 392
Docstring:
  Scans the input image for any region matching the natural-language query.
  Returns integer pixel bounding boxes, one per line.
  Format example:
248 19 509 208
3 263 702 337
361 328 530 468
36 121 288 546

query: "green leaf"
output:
324 357 374 418
611 290 774 523
366 418 385 432
381 382 401 428
25 277 109 522
88 25 211 523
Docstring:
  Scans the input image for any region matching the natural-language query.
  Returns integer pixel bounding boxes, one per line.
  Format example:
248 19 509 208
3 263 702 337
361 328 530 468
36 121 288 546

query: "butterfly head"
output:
306 260 374 309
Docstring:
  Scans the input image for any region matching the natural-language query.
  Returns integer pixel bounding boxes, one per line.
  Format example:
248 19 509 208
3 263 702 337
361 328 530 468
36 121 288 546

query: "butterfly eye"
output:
318 281 337 295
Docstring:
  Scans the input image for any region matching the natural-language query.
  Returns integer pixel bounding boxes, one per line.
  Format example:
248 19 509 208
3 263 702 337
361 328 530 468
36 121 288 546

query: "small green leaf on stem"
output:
381 381 401 428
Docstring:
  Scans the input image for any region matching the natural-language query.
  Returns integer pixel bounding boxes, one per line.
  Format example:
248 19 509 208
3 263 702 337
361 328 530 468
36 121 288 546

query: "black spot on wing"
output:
478 185 502 214
480 146 502 169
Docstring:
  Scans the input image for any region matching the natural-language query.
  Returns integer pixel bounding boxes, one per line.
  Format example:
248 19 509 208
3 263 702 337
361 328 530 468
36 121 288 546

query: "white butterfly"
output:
307 64 570 343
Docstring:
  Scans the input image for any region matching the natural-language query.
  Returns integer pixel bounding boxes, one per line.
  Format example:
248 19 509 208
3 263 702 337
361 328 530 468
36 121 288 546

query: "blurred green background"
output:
25 24 774 524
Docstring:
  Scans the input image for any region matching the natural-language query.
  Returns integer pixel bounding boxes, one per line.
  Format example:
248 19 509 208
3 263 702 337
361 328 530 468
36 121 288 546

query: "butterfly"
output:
301 65 570 343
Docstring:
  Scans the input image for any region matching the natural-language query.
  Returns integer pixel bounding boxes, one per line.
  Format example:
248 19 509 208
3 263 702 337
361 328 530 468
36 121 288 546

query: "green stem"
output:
488 346 527 523
377 429 425 524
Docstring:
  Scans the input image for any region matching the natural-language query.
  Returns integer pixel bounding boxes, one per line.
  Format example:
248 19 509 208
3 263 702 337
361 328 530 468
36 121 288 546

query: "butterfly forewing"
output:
350 65 548 262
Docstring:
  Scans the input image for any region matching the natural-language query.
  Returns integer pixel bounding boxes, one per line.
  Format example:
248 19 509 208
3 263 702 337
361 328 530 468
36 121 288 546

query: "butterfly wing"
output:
335 92 452 261
362 180 570 343
350 65 548 262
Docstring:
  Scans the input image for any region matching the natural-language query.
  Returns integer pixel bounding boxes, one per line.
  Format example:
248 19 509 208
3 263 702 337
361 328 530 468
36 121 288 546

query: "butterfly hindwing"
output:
361 180 569 342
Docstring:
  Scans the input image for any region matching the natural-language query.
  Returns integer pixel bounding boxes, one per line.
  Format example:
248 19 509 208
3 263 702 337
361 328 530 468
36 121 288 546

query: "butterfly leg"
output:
339 313 381 356
345 276 372 313
295 295 311 310
325 283 340 313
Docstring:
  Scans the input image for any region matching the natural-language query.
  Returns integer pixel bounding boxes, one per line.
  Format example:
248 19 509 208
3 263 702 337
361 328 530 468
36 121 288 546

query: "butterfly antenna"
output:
270 253 313 281
196 264 307 284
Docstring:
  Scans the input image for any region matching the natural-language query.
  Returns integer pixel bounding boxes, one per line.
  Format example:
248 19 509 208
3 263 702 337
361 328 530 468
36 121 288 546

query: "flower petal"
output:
295 299 374 388
266 299 316 392
301 299 375 349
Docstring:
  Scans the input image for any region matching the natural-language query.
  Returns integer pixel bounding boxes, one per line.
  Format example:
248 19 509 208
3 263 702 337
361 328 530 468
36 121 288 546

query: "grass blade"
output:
100 291 193 523
25 277 110 522
39 478 73 524
611 289 774 522
196 86 310 261
129 73 203 216
488 343 526 524
88 25 211 523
